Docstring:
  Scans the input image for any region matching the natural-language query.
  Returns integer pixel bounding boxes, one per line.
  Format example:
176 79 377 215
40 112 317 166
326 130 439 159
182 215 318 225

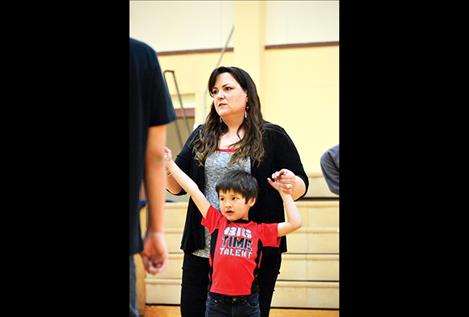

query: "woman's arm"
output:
271 169 306 200
269 124 309 200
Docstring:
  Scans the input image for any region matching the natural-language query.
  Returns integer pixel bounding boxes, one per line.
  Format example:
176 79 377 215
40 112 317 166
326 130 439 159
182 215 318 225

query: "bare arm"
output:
267 177 303 237
166 170 183 195
141 125 168 274
165 148 210 218
144 126 167 232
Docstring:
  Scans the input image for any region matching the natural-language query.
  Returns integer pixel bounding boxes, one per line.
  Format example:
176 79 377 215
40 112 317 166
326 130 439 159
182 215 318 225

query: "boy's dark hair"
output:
215 170 258 203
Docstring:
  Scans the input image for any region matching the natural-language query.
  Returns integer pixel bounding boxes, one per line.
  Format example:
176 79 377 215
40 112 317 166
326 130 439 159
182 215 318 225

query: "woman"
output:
166 66 309 317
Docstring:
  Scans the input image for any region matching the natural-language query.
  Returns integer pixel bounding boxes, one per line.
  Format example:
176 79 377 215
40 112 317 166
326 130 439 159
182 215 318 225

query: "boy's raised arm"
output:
164 147 210 218
267 176 303 237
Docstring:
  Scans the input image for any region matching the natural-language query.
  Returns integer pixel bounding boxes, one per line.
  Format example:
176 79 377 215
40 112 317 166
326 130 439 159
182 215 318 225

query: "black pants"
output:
180 252 282 317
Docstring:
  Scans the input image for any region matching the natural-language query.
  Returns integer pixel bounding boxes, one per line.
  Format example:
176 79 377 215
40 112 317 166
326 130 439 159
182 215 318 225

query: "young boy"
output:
164 148 302 317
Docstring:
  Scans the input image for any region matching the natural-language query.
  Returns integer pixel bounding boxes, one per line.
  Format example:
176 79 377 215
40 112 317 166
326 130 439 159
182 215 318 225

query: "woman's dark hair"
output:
215 170 258 203
192 66 265 166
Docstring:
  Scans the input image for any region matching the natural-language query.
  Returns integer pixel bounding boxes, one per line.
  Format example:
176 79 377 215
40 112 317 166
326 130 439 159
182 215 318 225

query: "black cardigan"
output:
173 121 309 255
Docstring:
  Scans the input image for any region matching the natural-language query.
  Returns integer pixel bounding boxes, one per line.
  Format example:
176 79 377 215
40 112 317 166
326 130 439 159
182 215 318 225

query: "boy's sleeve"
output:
258 223 281 247
201 205 223 233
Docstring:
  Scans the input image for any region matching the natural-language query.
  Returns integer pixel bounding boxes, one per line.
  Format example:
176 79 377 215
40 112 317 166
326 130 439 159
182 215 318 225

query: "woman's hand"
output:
268 177 292 195
269 169 297 194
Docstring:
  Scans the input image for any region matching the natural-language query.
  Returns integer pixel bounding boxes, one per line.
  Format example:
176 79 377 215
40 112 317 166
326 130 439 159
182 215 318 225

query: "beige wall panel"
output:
307 172 339 197
130 1 339 50
147 253 338 281
266 1 339 45
162 202 188 229
146 278 181 305
297 201 339 228
165 229 184 253
263 46 339 174
130 1 234 52
278 254 339 281
287 229 339 254
272 281 339 309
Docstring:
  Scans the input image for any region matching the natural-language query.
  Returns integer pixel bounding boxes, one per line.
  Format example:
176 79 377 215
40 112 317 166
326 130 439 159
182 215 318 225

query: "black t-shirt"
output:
129 38 176 255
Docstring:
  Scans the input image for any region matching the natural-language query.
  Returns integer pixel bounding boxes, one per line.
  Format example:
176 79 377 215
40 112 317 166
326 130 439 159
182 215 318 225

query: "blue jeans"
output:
205 292 260 317
129 256 139 317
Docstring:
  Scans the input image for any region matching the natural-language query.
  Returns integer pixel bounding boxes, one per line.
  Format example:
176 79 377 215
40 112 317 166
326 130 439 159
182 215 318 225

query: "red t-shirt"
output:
202 205 280 296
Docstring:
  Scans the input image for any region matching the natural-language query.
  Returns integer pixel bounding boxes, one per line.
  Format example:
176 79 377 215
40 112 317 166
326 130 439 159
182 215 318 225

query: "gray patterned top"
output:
192 150 251 258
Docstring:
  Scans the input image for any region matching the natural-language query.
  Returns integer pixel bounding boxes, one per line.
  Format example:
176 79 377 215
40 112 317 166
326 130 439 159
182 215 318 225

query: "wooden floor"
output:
143 305 339 317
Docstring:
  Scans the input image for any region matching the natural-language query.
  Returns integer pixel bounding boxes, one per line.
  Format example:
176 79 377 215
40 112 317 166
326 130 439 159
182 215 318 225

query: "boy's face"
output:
218 189 256 221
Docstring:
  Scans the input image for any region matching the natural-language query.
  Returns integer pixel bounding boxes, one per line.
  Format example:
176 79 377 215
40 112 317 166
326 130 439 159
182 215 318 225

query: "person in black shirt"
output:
129 37 176 317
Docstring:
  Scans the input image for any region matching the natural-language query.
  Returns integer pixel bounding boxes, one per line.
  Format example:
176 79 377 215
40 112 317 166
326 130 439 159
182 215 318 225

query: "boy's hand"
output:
164 147 172 162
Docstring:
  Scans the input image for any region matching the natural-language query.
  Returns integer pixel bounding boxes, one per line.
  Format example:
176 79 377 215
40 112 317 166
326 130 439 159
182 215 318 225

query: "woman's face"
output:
211 72 247 119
